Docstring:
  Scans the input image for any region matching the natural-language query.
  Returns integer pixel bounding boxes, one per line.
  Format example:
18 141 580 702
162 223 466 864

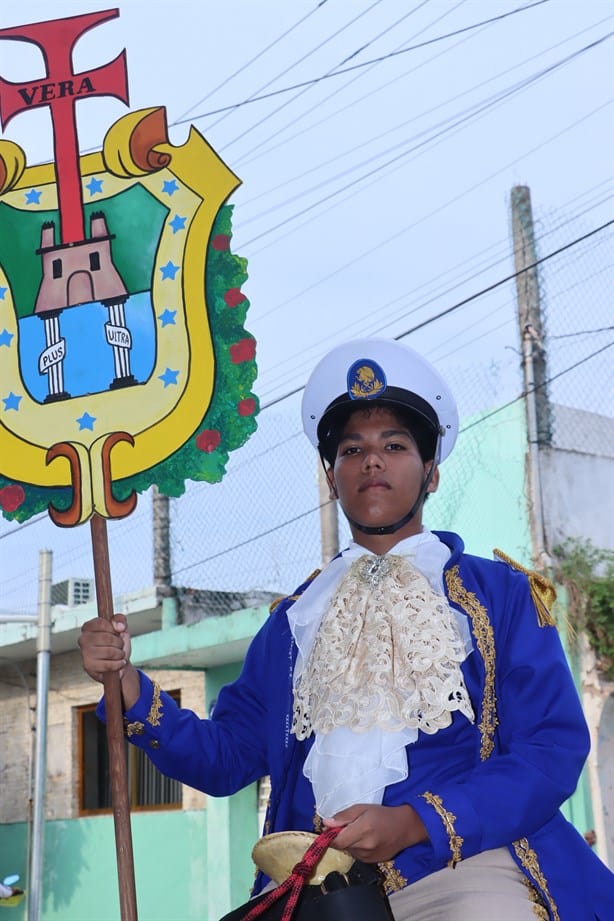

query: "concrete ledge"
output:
132 605 270 669
0 584 268 668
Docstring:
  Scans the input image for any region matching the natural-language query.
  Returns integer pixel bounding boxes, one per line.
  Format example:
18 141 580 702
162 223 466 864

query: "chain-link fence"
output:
0 194 611 615
537 215 613 443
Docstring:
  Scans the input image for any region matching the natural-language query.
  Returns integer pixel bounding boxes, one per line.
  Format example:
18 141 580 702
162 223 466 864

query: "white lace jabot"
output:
287 530 474 818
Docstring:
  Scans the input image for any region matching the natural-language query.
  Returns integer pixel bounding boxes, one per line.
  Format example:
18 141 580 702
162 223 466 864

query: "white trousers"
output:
388 847 541 921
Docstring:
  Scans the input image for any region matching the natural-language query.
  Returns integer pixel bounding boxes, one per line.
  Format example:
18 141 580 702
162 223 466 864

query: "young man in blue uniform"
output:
79 338 614 919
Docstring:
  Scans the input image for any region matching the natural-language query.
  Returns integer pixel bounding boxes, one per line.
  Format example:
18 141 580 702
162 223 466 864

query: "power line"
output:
173 0 553 125
431 256 614 362
0 512 46 541
394 218 614 341
174 1 331 123
171 501 327 578
238 30 484 184
245 95 614 353
258 217 613 409
236 11 613 206
460 339 614 434
212 0 387 144
253 179 614 399
231 0 460 168
236 49 604 231
169 338 612 578
236 35 614 248
551 326 614 339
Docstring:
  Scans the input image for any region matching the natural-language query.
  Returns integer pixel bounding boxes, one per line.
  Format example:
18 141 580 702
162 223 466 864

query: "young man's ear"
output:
425 462 440 495
326 466 338 499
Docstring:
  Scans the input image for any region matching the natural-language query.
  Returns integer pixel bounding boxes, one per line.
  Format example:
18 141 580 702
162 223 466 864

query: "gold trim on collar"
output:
147 681 163 727
421 792 464 867
513 838 560 921
445 565 498 760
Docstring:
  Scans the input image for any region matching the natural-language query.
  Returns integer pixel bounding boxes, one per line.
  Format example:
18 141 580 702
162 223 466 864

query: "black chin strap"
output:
323 430 442 537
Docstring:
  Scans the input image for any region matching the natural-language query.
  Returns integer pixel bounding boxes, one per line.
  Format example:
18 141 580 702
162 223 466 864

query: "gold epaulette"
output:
493 549 557 628
269 569 321 613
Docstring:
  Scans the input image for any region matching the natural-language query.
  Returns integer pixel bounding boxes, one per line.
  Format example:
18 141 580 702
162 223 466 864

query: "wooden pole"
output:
90 513 138 921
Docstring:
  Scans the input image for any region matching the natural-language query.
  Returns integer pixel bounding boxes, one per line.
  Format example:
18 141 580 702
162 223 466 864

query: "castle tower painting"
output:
34 210 134 400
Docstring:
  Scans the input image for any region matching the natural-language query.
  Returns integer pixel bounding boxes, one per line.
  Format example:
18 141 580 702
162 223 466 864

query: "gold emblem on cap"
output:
349 363 385 399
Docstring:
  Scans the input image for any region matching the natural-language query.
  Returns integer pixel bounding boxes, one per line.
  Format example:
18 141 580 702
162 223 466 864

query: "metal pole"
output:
28 549 52 921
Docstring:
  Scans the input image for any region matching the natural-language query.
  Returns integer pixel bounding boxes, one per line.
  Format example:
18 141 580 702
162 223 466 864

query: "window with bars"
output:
77 693 183 814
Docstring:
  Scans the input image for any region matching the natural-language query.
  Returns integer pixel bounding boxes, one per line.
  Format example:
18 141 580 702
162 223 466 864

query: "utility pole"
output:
152 486 172 592
318 464 339 567
510 185 552 568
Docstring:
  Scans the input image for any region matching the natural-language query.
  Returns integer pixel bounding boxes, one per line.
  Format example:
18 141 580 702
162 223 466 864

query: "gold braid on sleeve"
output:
421 792 464 867
146 681 163 727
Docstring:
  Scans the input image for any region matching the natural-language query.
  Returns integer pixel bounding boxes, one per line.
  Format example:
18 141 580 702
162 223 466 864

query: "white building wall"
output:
541 405 614 553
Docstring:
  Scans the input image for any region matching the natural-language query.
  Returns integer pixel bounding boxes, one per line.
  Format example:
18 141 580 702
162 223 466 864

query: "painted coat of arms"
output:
0 8 258 526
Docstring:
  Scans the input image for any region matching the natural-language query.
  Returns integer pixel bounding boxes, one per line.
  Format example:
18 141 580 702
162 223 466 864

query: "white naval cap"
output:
301 337 459 463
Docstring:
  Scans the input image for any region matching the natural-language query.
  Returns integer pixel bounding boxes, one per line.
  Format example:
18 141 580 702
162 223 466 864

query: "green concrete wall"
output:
0 811 208 920
426 400 532 563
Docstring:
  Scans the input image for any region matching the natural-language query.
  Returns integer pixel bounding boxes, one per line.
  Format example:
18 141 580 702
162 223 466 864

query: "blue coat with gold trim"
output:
101 531 614 920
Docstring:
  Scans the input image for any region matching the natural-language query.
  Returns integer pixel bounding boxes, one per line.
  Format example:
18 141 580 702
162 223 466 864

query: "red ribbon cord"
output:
242 826 342 921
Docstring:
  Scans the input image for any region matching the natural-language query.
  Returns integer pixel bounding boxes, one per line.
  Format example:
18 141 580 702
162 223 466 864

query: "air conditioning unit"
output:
50 578 94 607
